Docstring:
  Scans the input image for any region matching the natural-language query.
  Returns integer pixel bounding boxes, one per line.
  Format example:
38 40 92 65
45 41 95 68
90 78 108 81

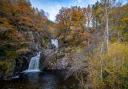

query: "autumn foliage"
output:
56 6 91 48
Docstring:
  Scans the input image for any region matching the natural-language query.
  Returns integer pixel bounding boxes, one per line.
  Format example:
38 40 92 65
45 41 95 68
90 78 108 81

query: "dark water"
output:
0 72 59 89
0 72 78 89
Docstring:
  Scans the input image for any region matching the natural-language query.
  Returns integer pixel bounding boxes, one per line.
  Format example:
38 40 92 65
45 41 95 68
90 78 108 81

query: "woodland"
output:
0 0 128 89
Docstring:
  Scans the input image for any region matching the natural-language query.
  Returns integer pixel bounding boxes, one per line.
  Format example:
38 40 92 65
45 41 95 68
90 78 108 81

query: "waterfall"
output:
51 39 59 48
24 52 41 72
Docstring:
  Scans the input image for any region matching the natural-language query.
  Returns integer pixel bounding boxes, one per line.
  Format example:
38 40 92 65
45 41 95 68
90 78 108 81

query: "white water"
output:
51 39 59 48
24 52 41 72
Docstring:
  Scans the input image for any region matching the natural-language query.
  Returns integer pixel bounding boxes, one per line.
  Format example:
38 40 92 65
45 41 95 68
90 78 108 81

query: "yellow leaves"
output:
121 17 128 24
16 48 30 55
89 42 128 89
108 43 128 59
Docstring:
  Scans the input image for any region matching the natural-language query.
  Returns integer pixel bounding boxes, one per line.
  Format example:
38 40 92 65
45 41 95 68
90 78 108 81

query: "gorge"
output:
0 0 128 89
0 39 79 89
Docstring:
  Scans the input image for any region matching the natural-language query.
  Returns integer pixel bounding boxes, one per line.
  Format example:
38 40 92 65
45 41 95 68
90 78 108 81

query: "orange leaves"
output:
4 0 48 32
18 16 33 27
55 6 92 47
56 6 86 30
0 17 12 28
63 27 91 47
13 0 32 15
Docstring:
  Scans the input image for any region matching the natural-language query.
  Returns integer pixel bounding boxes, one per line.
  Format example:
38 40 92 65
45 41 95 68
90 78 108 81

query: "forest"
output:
0 0 128 89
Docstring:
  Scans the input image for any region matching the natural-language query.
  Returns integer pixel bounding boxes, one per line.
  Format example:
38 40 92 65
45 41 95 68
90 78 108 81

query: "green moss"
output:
0 60 15 77
5 51 18 59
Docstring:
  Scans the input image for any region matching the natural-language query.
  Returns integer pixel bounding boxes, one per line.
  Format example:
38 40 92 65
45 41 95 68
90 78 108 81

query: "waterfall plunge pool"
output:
0 70 79 89
0 51 79 89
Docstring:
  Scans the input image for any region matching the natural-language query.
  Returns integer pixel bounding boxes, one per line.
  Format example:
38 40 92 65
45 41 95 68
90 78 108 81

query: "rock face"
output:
42 47 88 79
0 30 50 80
12 31 50 77
14 51 33 75
0 49 35 79
0 0 51 80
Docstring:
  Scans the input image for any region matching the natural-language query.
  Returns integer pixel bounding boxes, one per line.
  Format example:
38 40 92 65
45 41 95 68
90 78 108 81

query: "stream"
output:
0 40 78 89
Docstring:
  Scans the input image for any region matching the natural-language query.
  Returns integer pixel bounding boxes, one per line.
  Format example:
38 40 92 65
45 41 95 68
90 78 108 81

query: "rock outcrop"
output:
42 47 88 79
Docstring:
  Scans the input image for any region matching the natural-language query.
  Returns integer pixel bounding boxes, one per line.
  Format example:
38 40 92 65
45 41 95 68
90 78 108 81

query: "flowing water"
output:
24 52 41 72
0 52 59 89
0 51 78 89
51 39 59 48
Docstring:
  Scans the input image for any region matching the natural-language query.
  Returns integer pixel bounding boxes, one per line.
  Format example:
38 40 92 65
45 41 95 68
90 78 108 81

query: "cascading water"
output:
51 39 59 48
24 52 41 72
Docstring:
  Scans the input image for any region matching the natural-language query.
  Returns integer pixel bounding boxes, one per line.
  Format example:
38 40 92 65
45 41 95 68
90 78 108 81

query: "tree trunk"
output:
104 0 109 51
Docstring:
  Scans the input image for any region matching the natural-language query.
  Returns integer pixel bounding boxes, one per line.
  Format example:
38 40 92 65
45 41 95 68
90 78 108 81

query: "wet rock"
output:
14 51 34 76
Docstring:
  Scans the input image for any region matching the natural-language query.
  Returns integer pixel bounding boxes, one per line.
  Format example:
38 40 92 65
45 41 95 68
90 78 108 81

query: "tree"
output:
109 3 128 42
56 6 91 47
86 5 93 31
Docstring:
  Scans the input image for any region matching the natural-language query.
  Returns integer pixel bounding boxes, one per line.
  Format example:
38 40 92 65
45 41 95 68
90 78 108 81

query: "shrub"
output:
89 43 128 89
